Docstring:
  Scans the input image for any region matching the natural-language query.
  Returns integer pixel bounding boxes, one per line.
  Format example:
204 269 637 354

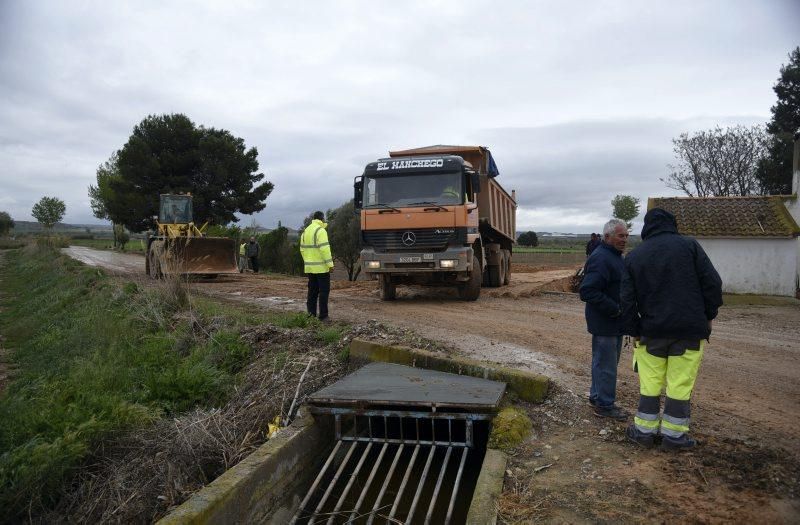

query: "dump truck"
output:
355 145 517 301
145 194 238 278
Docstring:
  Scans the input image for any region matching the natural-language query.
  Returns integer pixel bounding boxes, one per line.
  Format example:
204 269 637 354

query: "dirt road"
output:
63 246 800 521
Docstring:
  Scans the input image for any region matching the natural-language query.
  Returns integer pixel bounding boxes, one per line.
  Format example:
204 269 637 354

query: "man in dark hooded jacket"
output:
580 219 629 420
621 208 722 451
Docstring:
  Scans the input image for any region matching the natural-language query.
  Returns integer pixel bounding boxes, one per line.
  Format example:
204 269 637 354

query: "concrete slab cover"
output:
308 362 506 411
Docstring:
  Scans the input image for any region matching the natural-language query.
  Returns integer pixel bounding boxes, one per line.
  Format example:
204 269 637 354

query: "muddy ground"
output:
63 246 800 523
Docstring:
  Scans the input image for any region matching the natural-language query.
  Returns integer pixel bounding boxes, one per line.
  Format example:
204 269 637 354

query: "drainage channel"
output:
290 362 506 525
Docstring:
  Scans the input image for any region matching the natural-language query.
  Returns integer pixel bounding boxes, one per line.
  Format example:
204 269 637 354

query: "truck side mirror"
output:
353 177 364 211
470 171 481 194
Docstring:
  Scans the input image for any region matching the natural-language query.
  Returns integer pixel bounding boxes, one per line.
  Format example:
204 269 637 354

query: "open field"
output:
61 246 800 523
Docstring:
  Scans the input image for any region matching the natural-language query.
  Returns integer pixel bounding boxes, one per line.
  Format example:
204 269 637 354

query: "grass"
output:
0 247 247 520
515 246 583 253
0 239 25 249
0 246 354 521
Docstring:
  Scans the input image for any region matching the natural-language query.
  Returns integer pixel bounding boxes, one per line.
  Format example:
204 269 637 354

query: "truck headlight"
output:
439 259 458 268
366 261 380 269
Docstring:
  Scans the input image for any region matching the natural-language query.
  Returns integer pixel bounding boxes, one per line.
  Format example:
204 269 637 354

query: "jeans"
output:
307 273 330 319
249 256 259 273
590 335 623 409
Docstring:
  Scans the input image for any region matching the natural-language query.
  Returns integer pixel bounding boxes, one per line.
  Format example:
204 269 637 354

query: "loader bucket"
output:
164 236 239 275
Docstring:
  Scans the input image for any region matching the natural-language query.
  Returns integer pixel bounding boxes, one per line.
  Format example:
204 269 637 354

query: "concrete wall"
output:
782 197 800 298
698 237 798 296
158 408 332 525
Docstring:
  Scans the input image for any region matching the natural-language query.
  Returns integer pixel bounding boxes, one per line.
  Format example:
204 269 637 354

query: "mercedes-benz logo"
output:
401 231 416 246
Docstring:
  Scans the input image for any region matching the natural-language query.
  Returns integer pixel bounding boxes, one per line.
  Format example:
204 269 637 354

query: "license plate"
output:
399 257 421 263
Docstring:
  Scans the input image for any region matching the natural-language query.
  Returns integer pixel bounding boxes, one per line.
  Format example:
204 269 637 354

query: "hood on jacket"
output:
641 208 678 240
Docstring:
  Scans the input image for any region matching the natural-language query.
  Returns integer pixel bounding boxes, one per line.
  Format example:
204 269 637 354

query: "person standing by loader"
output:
239 240 249 272
621 208 722 451
246 236 260 273
300 211 334 321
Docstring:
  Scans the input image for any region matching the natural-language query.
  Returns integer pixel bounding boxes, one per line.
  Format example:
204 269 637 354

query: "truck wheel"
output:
503 250 511 285
458 256 481 301
379 275 396 301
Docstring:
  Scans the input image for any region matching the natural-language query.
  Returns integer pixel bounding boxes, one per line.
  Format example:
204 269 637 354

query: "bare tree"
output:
663 125 769 197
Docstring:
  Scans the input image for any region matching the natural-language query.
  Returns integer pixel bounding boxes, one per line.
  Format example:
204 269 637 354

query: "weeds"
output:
317 325 344 345
270 311 319 329
0 247 241 520
0 239 25 249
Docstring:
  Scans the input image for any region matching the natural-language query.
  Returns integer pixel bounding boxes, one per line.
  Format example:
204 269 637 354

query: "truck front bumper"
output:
361 247 474 274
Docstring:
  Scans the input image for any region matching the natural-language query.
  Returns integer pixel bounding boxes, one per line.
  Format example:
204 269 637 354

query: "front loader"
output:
145 194 239 278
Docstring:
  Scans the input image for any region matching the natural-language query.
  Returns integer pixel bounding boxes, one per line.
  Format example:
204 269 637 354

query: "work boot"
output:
625 424 654 448
593 405 629 421
660 434 697 452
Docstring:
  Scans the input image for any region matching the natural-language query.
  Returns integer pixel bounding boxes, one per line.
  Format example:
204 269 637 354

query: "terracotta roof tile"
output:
648 196 800 238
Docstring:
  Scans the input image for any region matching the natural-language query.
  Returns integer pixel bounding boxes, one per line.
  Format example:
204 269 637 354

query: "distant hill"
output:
11 221 114 236
11 221 285 238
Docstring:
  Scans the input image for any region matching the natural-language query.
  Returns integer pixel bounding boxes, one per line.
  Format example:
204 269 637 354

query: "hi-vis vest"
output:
300 219 334 273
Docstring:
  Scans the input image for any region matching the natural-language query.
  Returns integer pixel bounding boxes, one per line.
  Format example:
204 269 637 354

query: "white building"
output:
648 135 800 298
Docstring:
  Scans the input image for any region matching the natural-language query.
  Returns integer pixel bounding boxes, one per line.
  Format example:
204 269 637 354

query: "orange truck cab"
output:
354 145 517 301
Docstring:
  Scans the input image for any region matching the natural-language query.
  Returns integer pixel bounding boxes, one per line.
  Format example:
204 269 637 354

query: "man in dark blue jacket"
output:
621 208 722 451
579 219 629 420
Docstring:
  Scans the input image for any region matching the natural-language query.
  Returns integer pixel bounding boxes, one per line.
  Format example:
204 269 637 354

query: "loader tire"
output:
458 256 481 301
148 249 162 280
379 275 396 301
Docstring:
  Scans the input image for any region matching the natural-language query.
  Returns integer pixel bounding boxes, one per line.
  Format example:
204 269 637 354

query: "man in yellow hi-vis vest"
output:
300 211 334 320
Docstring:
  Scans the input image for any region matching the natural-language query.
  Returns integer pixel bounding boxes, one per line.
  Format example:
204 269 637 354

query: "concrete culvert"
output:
158 362 510 525
290 362 506 524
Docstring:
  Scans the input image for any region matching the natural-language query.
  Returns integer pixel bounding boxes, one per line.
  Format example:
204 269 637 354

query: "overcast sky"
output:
1 1 797 233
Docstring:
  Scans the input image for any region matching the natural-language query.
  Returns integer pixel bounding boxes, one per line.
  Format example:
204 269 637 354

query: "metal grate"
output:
290 409 489 525
362 229 465 252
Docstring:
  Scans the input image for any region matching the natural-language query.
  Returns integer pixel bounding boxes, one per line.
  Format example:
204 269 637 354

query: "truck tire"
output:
458 256 481 301
379 275 396 301
503 250 511 285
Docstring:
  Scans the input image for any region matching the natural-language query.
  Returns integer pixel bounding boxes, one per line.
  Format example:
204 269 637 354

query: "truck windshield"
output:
160 195 193 223
364 172 463 208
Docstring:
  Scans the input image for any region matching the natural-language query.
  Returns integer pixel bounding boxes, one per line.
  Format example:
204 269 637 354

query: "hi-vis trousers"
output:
633 338 705 439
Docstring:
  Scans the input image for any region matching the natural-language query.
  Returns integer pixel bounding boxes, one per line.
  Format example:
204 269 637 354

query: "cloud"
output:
0 1 797 232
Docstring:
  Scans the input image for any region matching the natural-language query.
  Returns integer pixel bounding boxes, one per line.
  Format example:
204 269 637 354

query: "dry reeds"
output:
41 322 354 524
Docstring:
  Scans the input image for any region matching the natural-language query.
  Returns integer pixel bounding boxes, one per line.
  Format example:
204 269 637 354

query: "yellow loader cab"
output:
145 194 238 278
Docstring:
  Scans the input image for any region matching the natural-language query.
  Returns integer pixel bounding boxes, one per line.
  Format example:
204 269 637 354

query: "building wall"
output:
782 197 800 298
697 238 797 296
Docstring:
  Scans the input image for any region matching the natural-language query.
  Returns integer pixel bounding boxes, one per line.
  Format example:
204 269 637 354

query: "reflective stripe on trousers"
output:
632 339 704 437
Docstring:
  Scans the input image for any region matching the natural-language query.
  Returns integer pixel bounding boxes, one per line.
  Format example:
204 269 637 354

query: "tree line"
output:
664 47 799 197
